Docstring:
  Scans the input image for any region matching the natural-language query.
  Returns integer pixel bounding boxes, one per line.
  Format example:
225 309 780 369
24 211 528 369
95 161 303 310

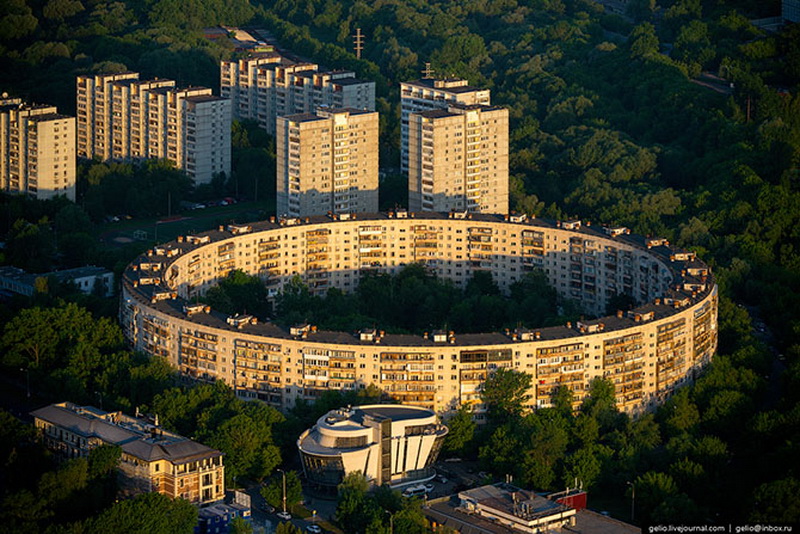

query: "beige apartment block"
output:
0 97 75 200
408 104 509 215
221 56 376 135
77 73 231 184
220 54 283 122
276 108 378 217
400 78 491 173
120 212 717 420
77 72 139 160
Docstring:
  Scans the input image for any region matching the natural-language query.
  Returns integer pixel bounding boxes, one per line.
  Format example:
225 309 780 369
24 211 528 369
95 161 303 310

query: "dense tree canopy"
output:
2 0 800 526
276 265 576 334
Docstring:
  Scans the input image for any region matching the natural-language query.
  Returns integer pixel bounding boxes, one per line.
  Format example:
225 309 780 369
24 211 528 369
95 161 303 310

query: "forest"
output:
1 0 800 528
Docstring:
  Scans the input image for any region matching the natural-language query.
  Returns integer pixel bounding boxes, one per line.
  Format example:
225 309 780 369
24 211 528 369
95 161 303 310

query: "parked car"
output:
306 525 322 534
277 511 292 521
436 475 448 484
402 485 427 498
424 483 435 493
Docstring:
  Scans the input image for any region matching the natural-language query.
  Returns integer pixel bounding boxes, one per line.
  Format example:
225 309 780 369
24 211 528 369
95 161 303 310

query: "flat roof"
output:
355 405 434 423
459 484 569 520
27 113 73 122
282 113 327 123
48 266 111 280
402 79 489 94
298 404 441 456
425 499 640 534
332 77 374 86
123 211 713 348
185 94 227 103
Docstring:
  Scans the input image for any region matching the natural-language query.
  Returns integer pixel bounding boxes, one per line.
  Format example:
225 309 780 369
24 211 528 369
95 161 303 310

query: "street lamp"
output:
627 481 635 522
277 468 287 514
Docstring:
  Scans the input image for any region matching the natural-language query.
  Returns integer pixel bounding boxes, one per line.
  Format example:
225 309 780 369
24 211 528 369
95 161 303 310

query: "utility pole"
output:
278 468 287 513
354 28 364 59
627 481 635 522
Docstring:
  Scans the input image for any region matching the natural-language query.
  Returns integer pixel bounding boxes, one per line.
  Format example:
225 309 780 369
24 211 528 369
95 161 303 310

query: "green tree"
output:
0 0 38 40
629 23 659 60
5 218 56 272
275 522 303 534
261 470 303 511
443 405 476 456
42 0 84 21
479 424 524 478
522 414 569 490
335 472 380 533
228 516 254 534
562 446 602 490
204 412 281 483
750 478 800 522
581 377 617 428
481 368 533 423
660 389 700 436
202 270 270 319
87 445 121 480
86 492 197 533
633 472 679 523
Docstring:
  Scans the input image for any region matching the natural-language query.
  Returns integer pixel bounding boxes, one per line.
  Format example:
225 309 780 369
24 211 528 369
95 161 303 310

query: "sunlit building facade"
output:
400 78 491 174
120 212 717 421
276 108 379 217
0 96 75 200
221 57 375 135
76 73 231 184
32 402 225 505
408 103 508 215
298 405 447 488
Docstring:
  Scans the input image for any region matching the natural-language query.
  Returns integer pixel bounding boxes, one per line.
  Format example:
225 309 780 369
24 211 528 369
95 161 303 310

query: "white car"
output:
402 485 427 498
424 483 435 493
306 525 322 534
277 511 292 521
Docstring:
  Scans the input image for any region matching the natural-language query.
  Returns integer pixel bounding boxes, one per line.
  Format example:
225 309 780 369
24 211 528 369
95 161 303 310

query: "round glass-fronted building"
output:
298 404 447 488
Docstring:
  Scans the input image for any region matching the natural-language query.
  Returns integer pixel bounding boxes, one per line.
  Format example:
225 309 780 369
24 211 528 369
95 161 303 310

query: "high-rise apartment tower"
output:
221 56 375 135
400 78 491 174
0 96 75 200
77 73 231 184
276 108 378 218
407 103 508 215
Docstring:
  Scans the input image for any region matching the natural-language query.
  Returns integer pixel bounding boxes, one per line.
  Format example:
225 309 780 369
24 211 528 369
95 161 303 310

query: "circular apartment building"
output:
120 211 717 418
298 404 447 488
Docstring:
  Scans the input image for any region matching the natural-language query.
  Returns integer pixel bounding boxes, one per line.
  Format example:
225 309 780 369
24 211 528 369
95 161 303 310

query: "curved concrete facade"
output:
120 211 717 419
297 404 447 487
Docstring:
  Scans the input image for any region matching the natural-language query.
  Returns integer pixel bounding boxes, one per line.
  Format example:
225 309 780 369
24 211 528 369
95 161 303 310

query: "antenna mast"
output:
354 27 364 59
422 62 435 79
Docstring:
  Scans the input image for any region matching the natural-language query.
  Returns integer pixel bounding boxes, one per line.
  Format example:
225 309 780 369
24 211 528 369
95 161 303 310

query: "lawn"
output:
99 200 275 247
